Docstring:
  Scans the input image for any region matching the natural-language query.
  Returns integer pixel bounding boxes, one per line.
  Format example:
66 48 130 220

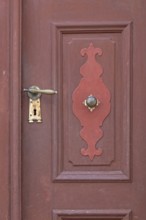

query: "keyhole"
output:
34 108 37 116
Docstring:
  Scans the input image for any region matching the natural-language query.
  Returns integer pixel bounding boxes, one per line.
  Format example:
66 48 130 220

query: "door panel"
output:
22 1 146 220
51 22 131 181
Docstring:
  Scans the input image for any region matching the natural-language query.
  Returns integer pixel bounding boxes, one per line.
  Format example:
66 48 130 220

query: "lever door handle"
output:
23 85 57 123
23 87 57 95
23 85 57 99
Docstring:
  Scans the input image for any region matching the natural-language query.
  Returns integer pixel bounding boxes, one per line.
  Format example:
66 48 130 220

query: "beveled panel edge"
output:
52 209 132 219
51 21 133 182
53 171 130 183
120 21 133 182
52 21 132 33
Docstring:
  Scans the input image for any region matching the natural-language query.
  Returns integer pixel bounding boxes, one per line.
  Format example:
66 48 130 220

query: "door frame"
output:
9 0 22 219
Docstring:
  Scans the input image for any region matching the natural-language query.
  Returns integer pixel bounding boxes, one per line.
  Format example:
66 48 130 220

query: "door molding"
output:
9 0 22 219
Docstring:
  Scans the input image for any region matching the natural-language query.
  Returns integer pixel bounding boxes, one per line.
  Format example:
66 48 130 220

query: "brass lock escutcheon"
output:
23 85 57 123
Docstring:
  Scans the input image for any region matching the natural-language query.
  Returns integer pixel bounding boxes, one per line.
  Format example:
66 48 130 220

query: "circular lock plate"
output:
27 86 41 100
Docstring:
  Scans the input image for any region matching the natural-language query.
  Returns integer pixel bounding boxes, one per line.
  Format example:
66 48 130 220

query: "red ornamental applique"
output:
72 43 111 160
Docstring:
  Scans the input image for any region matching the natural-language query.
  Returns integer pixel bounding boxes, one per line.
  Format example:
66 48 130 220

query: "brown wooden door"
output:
19 1 146 219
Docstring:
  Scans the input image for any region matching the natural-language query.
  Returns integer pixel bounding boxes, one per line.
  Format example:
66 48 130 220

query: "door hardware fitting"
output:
83 94 100 112
23 85 57 123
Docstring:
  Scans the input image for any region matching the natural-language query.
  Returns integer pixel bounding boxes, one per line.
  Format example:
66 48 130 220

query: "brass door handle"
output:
23 85 57 123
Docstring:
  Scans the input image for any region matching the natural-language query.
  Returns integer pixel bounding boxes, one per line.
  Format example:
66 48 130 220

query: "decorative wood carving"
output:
72 43 111 160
